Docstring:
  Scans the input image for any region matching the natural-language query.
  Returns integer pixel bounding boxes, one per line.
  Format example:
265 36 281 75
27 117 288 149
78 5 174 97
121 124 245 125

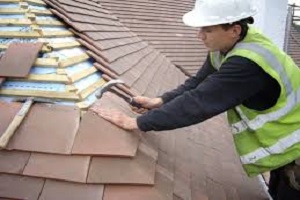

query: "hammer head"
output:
95 79 124 99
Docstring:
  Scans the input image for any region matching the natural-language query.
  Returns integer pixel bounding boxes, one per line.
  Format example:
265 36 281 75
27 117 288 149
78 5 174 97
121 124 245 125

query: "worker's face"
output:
198 25 241 52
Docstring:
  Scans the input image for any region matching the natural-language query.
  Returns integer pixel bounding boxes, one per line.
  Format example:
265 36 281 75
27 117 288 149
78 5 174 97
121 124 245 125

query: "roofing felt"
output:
0 0 269 199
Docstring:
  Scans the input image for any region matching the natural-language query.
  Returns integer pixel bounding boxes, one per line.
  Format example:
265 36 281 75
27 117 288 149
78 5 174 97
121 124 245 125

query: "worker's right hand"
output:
131 96 163 114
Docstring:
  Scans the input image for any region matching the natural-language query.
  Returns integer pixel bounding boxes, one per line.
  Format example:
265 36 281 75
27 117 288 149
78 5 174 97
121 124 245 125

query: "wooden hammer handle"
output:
0 98 34 149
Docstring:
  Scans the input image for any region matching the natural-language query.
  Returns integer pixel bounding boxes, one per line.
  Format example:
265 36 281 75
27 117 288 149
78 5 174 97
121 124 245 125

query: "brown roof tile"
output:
103 184 167 200
39 179 104 200
0 174 44 200
87 148 156 185
98 0 205 76
8 104 80 154
72 111 139 157
0 150 30 174
0 102 22 138
23 153 90 183
109 46 153 75
0 43 43 78
131 54 164 95
120 51 159 87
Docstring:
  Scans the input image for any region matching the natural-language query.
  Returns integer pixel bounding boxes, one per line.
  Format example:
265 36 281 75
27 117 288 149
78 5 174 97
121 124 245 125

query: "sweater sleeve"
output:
160 54 216 103
137 56 269 132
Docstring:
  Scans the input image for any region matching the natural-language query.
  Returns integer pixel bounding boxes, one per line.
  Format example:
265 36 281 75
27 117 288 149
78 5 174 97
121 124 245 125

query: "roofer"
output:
92 0 300 199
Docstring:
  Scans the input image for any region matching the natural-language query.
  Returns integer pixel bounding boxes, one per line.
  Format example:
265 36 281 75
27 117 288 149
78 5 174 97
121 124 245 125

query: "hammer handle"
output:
0 98 33 149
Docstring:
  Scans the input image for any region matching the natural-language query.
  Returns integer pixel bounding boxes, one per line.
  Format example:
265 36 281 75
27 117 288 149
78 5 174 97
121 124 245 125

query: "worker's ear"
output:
231 24 242 38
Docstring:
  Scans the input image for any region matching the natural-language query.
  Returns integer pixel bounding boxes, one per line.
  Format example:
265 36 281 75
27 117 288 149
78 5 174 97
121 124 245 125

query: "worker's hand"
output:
92 108 139 131
131 96 163 113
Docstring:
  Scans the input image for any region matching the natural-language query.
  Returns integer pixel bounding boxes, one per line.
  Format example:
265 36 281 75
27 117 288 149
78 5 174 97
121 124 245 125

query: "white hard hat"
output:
183 0 257 27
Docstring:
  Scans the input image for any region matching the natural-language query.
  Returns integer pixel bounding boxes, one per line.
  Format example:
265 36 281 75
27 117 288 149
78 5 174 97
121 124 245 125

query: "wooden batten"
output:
27 0 47 6
78 78 106 100
0 8 27 15
0 89 80 101
0 31 73 38
49 41 81 50
29 8 52 16
66 85 78 92
9 74 70 84
59 53 90 68
35 58 59 67
0 43 52 53
0 0 19 4
68 67 97 83
0 19 31 26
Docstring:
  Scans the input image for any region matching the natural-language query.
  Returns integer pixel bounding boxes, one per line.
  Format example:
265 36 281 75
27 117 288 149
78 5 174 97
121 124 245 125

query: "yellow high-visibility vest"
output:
210 26 300 177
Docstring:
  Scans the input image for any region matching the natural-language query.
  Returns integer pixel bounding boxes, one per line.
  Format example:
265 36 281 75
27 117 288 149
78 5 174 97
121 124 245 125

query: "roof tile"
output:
39 179 104 200
87 149 156 185
0 43 43 78
0 150 30 174
23 153 90 183
8 104 80 154
0 102 22 138
0 174 44 200
72 111 139 156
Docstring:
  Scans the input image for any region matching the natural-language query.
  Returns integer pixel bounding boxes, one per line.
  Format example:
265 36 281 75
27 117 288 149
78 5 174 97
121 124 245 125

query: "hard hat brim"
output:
182 9 257 28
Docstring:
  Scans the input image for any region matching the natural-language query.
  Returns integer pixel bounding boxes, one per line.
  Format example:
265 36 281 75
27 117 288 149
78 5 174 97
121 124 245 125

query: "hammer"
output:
0 97 53 149
95 79 143 108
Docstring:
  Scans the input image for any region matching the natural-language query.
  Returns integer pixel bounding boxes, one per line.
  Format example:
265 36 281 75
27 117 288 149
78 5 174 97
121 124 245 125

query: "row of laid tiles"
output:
45 0 183 96
0 144 156 184
0 169 172 200
0 93 139 157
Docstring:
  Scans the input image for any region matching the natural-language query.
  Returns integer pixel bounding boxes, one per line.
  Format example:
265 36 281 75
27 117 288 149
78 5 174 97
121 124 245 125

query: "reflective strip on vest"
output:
228 43 296 134
232 89 300 134
240 128 300 164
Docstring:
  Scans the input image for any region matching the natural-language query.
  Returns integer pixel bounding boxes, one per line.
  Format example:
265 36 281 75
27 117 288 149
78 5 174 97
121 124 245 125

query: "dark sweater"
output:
137 55 280 132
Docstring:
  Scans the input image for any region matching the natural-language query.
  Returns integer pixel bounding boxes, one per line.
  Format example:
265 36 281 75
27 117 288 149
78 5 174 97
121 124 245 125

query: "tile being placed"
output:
0 101 22 138
0 150 31 174
0 174 44 200
0 42 43 77
8 104 80 154
39 179 104 200
87 148 156 185
23 153 90 183
72 111 139 157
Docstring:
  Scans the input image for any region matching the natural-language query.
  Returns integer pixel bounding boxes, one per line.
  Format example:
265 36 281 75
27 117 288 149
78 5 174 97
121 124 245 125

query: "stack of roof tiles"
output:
288 25 300 67
0 0 271 199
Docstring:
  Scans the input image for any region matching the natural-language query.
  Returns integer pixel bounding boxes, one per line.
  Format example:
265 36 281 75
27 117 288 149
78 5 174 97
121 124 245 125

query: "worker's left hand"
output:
91 108 139 131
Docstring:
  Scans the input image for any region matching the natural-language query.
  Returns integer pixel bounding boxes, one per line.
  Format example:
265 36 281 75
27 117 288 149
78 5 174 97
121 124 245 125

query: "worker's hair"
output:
221 17 254 39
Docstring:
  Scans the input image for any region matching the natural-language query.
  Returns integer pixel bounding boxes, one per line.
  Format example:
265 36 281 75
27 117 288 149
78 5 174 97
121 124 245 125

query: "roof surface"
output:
288 25 300 67
97 0 207 76
0 0 280 199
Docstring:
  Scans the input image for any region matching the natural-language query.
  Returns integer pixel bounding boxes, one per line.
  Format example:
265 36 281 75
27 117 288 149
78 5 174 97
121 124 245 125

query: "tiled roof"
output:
288 25 300 67
97 0 207 76
0 0 269 199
